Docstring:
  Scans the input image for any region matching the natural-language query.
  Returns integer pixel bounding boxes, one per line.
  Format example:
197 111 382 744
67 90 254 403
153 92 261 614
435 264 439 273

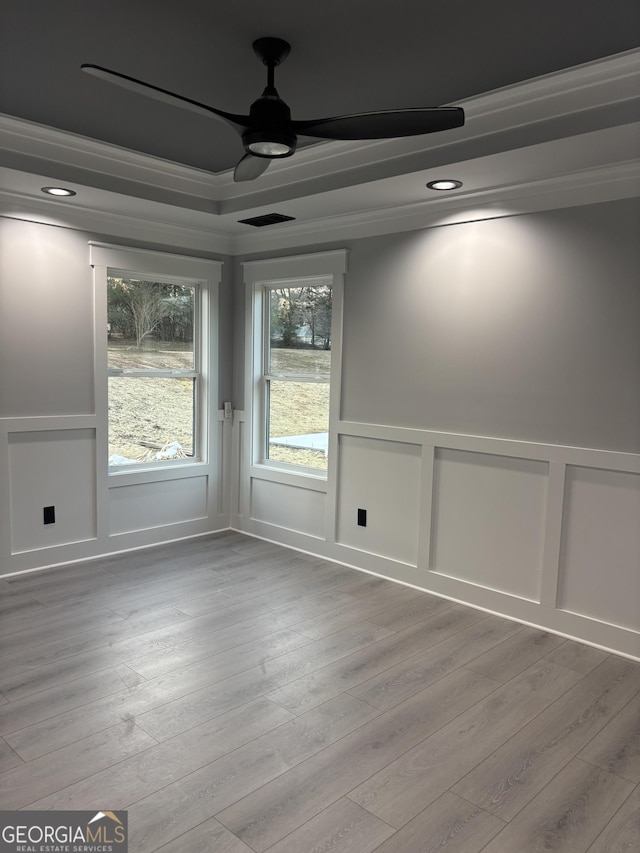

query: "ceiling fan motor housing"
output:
243 93 297 158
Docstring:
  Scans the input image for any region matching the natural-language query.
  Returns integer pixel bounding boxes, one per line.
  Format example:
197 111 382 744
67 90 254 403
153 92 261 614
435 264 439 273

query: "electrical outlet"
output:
43 505 55 524
357 508 367 527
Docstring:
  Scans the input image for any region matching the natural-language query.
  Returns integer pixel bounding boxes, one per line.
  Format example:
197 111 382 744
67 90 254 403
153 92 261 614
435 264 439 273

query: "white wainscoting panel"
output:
109 475 208 535
336 435 422 565
8 429 97 552
250 478 326 538
430 448 548 601
558 466 640 631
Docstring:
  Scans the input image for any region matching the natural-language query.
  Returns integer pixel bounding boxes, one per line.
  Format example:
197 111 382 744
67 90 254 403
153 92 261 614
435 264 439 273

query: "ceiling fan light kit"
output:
243 130 297 158
82 36 465 183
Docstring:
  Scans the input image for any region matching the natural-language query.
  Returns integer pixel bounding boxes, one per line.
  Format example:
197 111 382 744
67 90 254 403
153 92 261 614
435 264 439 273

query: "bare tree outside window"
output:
107 276 197 465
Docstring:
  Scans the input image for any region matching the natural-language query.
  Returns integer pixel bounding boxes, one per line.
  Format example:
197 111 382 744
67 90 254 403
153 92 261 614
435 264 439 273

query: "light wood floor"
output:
1 532 639 852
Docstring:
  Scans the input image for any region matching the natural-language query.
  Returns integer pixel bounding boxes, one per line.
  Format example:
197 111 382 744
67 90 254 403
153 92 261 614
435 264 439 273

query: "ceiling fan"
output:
82 37 465 183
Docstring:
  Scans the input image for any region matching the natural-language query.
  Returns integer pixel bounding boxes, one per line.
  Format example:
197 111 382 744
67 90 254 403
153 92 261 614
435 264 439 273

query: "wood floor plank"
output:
348 614 522 711
370 791 504 853
217 567 357 605
2 596 281 701
334 575 398 598
4 624 311 759
106 581 238 618
0 738 23 772
125 625 311 681
545 639 610 674
289 583 434 640
1 606 191 693
347 658 581 828
586 785 640 853
365 592 454 632
452 655 640 820
0 720 157 809
255 569 366 610
465 626 566 683
152 817 255 853
1 602 127 648
0 589 47 622
214 668 498 852
578 690 640 782
265 605 487 714
0 663 145 745
262 797 395 853
122 692 385 853
161 588 247 617
133 620 395 740
28 696 293 811
480 758 634 853
262 588 361 624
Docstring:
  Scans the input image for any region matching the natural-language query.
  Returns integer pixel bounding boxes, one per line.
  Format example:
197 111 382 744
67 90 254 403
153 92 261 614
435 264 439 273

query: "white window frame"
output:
90 243 221 479
243 250 346 484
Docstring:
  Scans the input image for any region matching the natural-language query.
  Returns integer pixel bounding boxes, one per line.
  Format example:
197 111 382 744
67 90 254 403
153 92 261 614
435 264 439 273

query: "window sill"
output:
107 459 209 487
249 462 328 492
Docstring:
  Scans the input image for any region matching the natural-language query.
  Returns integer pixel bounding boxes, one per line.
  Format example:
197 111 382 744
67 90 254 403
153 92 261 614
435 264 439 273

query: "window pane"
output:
268 286 332 377
267 380 329 470
107 277 194 370
108 376 194 465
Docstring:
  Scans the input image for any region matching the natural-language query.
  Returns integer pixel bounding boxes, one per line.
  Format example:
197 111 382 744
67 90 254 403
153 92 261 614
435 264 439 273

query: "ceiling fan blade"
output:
234 153 272 182
294 107 464 140
81 64 249 130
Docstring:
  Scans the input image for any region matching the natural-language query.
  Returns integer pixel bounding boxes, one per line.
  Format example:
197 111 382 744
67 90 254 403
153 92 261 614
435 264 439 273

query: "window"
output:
89 243 221 475
107 275 198 465
265 282 332 470
244 250 346 478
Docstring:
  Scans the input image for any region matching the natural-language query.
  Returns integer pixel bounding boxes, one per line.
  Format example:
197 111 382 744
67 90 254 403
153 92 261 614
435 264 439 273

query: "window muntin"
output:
107 276 198 466
263 282 332 471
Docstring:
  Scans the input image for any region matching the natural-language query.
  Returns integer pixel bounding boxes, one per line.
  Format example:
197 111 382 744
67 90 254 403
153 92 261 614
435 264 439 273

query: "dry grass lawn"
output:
108 343 330 468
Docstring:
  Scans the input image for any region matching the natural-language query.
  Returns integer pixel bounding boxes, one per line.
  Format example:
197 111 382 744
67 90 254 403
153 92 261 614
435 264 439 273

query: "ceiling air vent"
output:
238 212 296 227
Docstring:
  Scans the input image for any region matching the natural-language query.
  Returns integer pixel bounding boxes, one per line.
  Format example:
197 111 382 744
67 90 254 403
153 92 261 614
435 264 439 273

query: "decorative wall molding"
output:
235 417 640 661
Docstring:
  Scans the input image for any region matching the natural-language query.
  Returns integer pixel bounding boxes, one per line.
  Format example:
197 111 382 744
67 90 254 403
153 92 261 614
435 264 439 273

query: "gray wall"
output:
340 199 640 452
0 218 234 416
0 219 95 417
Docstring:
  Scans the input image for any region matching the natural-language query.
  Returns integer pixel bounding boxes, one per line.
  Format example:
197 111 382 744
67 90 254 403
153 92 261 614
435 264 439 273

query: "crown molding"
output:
0 185 234 254
0 114 223 198
0 49 638 255
230 161 640 254
2 158 638 257
1 48 638 207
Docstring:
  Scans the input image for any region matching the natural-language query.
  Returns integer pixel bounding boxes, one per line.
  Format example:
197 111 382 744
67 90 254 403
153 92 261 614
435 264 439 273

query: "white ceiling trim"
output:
230 161 640 254
1 158 638 257
0 185 234 254
0 49 638 255
0 114 223 198
1 48 638 205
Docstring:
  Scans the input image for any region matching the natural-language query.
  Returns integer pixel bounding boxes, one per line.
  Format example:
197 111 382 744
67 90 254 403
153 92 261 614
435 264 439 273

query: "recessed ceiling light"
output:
426 179 463 191
41 186 77 197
